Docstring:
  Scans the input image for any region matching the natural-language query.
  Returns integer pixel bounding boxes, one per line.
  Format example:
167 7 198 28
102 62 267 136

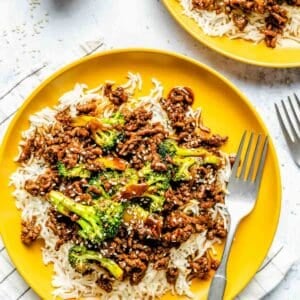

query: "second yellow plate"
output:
0 49 281 299
163 0 300 67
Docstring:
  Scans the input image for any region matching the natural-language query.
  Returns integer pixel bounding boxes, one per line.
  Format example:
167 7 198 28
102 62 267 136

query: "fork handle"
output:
208 217 240 300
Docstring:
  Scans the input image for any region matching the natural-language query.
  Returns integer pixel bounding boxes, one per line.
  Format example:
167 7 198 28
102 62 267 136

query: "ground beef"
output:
97 274 113 293
24 169 60 196
232 13 249 31
166 267 179 284
62 179 93 204
188 255 211 280
21 216 41 245
135 216 163 240
46 208 81 250
104 83 128 105
117 114 168 169
77 101 97 115
117 252 148 284
191 0 296 47
193 0 217 10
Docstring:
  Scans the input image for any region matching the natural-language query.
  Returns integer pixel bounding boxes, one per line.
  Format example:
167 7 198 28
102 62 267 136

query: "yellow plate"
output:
0 49 281 299
163 0 300 68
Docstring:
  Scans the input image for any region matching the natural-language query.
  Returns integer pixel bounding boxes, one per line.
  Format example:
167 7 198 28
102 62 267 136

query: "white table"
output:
0 0 299 299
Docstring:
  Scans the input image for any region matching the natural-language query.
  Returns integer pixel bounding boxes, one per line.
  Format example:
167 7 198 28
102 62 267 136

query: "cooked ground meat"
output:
117 111 168 169
232 13 249 31
46 208 82 250
21 216 41 245
104 83 128 105
160 87 227 148
191 0 299 47
25 169 60 196
77 101 97 115
166 267 179 284
97 274 113 293
188 255 211 280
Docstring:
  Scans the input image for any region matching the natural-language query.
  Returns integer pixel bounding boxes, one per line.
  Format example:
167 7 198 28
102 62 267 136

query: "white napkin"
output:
0 39 297 300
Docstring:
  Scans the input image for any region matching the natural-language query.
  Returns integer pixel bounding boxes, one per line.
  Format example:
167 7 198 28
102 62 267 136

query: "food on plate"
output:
11 73 232 299
179 0 300 48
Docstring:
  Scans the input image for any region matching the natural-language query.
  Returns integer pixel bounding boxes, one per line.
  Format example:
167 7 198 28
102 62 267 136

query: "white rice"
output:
10 73 230 299
179 0 300 47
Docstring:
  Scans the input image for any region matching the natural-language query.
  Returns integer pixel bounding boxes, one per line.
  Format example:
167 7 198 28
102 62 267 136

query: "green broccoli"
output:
88 176 110 199
143 193 166 213
71 113 124 151
101 111 125 126
172 156 197 182
48 191 125 244
89 168 139 199
98 199 125 239
139 163 170 189
57 162 91 178
118 168 148 200
138 163 170 212
158 139 218 159
92 129 122 152
68 245 123 279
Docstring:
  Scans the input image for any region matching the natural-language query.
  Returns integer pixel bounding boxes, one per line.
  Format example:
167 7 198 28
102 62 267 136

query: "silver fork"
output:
275 93 300 167
208 132 268 300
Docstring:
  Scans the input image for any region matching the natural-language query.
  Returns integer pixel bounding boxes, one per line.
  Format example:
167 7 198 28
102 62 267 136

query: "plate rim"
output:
0 47 282 299
162 0 300 68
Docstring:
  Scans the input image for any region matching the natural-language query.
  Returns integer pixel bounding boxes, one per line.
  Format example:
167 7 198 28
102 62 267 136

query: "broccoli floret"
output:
101 111 125 126
71 114 124 152
48 191 125 244
98 199 125 239
143 193 165 213
139 163 170 189
90 168 139 199
118 168 148 200
68 245 123 279
138 163 170 212
123 167 139 185
93 129 121 152
57 162 91 178
172 156 197 182
158 139 214 158
100 170 126 196
88 176 110 199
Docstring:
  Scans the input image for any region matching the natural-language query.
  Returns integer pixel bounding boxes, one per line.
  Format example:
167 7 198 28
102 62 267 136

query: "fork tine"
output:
231 131 247 178
247 134 261 181
288 96 300 130
254 136 268 188
281 100 298 139
240 132 253 180
275 103 292 143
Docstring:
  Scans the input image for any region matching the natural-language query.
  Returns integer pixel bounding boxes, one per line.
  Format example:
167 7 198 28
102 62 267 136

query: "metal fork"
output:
275 93 300 167
208 132 268 300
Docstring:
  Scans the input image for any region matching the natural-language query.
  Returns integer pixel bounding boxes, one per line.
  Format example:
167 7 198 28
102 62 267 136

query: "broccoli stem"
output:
69 245 123 280
48 191 104 243
99 257 123 280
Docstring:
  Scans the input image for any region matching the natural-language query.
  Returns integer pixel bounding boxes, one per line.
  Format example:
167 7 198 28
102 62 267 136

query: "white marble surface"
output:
0 0 299 299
